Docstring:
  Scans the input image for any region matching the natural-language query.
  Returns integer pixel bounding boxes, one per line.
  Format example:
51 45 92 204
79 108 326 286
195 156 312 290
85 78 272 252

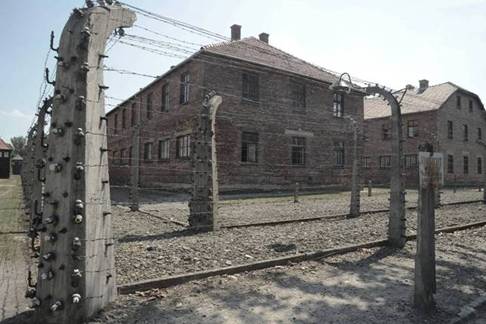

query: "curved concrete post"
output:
365 86 406 248
189 92 222 231
34 4 135 323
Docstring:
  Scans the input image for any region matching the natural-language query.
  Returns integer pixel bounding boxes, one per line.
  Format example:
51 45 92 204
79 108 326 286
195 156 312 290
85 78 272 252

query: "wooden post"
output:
33 4 135 323
129 125 140 212
368 180 372 197
189 92 222 231
349 121 360 218
414 150 442 313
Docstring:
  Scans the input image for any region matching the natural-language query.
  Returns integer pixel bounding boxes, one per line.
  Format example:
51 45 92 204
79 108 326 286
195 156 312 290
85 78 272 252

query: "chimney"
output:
231 24 241 41
259 33 269 44
418 79 429 94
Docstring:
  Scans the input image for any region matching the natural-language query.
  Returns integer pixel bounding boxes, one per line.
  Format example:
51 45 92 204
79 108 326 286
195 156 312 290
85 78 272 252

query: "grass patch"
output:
0 176 25 233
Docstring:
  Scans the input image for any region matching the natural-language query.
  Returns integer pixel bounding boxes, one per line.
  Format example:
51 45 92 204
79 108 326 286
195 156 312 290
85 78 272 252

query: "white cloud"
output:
0 109 31 119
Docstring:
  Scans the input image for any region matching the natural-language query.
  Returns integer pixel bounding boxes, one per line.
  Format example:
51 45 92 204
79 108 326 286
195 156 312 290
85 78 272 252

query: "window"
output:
478 157 483 174
112 151 118 165
241 132 258 163
456 95 462 109
407 120 418 138
242 72 259 101
122 109 127 129
362 156 371 169
447 155 454 174
131 103 137 126
464 156 469 174
291 137 305 166
379 156 391 169
333 93 344 118
469 99 474 112
291 81 306 111
144 142 153 161
382 124 391 140
158 139 170 160
176 135 191 159
180 73 190 104
114 114 118 134
463 124 468 141
447 121 453 139
161 84 169 111
405 154 417 169
120 149 126 165
146 93 153 119
334 141 345 167
128 146 133 165
478 128 482 141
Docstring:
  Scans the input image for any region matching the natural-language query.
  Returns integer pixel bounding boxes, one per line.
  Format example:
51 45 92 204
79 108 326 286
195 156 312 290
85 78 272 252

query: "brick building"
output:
363 80 486 186
107 25 365 192
0 138 13 179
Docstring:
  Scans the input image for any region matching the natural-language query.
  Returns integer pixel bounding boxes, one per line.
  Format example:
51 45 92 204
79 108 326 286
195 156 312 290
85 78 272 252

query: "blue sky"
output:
1 0 485 142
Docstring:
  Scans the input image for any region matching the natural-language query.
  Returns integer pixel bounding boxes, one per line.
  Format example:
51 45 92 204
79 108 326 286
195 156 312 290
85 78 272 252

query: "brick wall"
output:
107 53 365 192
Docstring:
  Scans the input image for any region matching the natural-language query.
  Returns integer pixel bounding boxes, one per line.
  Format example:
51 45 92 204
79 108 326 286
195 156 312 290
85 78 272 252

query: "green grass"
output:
0 176 25 233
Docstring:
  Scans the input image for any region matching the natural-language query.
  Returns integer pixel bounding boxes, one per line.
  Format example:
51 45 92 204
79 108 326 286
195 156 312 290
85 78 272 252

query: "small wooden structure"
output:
11 155 23 175
0 138 13 179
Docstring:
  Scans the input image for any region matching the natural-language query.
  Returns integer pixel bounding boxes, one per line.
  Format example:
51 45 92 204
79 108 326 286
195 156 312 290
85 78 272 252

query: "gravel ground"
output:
136 188 483 227
86 225 486 324
113 202 486 284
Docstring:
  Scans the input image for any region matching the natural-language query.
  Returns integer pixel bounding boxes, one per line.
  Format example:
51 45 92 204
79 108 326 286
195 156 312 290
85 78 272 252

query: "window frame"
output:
463 124 469 142
242 72 260 102
405 154 418 169
333 93 344 118
478 157 483 175
382 124 391 140
146 93 153 120
180 73 190 105
463 156 469 174
290 80 306 112
158 139 170 161
290 136 306 166
241 132 259 164
379 155 391 169
143 142 153 161
407 120 418 138
161 83 169 112
457 95 462 109
447 154 454 174
447 120 453 139
176 134 191 159
334 141 345 168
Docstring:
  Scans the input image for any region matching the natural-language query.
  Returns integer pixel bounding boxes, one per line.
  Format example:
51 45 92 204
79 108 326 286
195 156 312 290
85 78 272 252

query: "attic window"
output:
456 95 462 109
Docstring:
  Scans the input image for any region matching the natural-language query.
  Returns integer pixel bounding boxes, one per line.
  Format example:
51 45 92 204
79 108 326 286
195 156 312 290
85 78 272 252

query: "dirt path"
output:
0 177 31 322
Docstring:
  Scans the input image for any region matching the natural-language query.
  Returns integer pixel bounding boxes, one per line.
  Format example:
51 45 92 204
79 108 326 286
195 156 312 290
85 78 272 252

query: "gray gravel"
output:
137 188 483 227
114 202 485 284
89 225 486 324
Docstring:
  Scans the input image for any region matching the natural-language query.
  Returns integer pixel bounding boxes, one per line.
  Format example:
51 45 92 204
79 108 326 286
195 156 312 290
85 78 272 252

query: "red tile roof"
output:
364 82 484 119
202 37 339 84
0 138 12 151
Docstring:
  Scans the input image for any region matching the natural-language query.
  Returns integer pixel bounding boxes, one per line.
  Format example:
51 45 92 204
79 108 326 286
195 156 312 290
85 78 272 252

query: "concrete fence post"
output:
294 182 300 203
414 150 440 313
367 180 372 197
189 92 222 231
32 4 135 323
129 125 140 211
349 121 361 218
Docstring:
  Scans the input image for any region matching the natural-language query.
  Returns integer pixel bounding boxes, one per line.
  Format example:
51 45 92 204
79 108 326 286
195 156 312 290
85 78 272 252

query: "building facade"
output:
107 25 365 192
0 138 13 179
363 80 486 187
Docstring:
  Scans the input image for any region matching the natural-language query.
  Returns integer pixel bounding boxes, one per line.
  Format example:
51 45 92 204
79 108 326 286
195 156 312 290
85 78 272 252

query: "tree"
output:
10 136 26 157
